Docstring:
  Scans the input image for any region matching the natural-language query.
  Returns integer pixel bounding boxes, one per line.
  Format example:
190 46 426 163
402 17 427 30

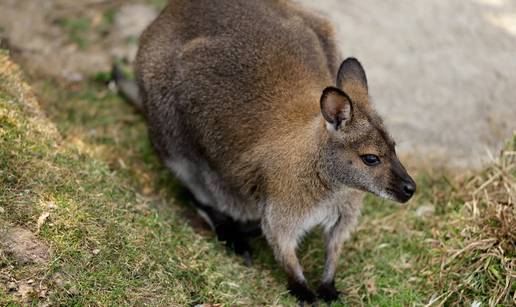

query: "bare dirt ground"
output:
0 225 50 265
0 0 157 80
1 0 515 170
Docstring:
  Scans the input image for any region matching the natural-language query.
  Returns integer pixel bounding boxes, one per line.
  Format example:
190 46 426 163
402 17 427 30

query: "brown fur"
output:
132 0 416 303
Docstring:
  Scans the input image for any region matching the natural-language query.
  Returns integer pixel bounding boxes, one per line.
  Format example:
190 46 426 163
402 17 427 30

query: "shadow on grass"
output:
33 76 296 300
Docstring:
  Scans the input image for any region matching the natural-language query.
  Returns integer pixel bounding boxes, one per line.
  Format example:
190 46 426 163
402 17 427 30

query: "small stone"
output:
415 204 435 217
92 248 100 255
62 69 83 83
7 281 18 291
471 301 482 307
38 289 47 298
18 283 34 300
52 272 64 287
68 286 79 295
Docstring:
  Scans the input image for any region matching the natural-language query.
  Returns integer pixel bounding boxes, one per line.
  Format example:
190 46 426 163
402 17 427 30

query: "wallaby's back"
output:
136 0 338 169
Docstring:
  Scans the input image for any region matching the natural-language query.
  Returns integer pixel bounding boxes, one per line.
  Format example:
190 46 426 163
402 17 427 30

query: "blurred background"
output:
1 0 515 169
0 1 515 305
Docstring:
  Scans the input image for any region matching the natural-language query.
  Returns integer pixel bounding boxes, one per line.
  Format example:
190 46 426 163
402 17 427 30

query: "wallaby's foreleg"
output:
262 210 316 304
317 214 348 302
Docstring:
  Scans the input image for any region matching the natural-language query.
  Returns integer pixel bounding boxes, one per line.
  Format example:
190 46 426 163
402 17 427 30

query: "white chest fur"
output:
301 188 364 235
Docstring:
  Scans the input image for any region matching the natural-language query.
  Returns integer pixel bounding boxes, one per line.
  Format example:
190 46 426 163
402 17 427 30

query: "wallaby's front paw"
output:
288 280 317 304
317 281 342 303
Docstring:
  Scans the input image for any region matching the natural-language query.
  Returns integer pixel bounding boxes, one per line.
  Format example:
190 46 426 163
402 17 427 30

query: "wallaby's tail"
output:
112 64 143 111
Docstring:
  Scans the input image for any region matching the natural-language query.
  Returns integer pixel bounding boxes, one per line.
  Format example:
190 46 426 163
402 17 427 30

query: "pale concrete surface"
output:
298 0 516 169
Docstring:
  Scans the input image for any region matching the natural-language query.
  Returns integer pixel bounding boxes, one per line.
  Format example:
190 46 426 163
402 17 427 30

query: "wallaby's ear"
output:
337 57 368 91
320 87 352 131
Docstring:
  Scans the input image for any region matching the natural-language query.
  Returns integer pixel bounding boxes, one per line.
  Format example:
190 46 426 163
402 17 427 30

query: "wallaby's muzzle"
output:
399 176 416 203
390 158 417 203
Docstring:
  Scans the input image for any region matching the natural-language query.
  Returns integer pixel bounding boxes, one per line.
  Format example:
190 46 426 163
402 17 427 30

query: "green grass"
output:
32 77 439 305
150 0 169 10
0 52 293 305
55 17 92 49
1 52 514 306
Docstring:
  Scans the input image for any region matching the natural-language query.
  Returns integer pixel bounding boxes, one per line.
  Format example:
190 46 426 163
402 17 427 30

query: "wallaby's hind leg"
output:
167 158 258 263
193 201 256 265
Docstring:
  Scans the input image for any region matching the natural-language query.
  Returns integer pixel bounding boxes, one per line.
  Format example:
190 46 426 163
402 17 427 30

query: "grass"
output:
0 52 293 306
429 138 516 305
55 17 92 49
0 50 514 306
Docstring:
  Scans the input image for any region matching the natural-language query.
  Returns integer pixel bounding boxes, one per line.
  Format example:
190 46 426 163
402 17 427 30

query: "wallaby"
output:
114 0 416 303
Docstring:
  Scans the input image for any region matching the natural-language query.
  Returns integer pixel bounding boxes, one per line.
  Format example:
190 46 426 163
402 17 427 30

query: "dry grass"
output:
429 136 515 306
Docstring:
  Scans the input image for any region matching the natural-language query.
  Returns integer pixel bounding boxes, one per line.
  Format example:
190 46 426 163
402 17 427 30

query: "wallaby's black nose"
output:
403 182 416 198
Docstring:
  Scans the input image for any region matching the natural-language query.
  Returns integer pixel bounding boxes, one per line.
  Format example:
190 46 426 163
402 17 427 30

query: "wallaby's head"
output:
319 58 416 203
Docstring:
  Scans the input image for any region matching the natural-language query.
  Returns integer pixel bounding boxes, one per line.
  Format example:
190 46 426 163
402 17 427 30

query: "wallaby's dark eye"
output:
360 154 380 166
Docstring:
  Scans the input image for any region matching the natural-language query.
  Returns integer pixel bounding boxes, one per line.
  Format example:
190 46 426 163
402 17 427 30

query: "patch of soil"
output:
0 226 50 265
0 0 157 81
